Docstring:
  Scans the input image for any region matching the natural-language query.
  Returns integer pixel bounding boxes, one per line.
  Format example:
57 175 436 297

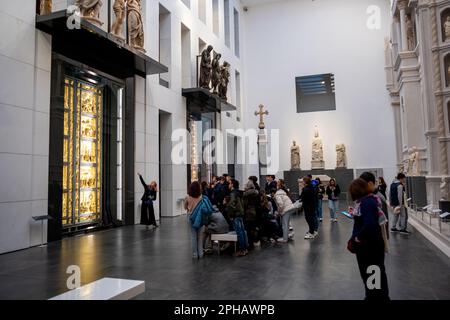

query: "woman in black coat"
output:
138 173 158 228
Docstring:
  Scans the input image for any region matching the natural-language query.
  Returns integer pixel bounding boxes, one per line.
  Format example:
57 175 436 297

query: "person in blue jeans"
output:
224 179 248 257
326 178 341 222
315 177 325 222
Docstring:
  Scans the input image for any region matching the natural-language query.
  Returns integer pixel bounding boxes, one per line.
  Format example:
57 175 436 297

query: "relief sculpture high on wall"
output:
218 61 230 101
199 45 214 89
111 0 126 39
128 0 145 52
76 0 104 26
211 53 222 94
39 0 52 15
291 141 301 170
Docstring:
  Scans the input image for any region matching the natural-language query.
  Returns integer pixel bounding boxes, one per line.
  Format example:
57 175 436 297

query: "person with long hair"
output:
138 173 158 229
315 177 325 223
348 178 390 300
274 179 295 243
185 181 213 259
378 177 387 199
224 179 248 257
326 178 341 222
301 176 318 239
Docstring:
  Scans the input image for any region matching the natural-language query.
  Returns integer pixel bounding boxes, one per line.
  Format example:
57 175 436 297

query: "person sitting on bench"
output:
203 207 230 254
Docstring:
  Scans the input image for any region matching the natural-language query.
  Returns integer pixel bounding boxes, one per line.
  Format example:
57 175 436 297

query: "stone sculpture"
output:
39 0 52 15
199 46 213 89
218 61 230 101
311 126 325 169
211 52 222 94
445 16 450 41
111 0 126 39
76 0 104 26
407 146 420 176
290 141 300 170
406 15 415 51
128 0 145 52
441 177 450 200
336 144 347 168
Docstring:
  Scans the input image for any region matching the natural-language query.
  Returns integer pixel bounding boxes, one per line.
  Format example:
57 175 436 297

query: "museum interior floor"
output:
0 209 449 300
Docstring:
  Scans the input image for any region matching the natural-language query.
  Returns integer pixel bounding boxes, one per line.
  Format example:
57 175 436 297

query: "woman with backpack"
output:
185 181 214 259
274 179 295 243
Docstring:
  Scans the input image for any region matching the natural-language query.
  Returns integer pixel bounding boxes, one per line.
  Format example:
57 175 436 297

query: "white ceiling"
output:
240 0 287 8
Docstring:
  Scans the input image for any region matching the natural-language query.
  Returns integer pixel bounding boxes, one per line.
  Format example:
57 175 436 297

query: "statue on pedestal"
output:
336 144 347 168
75 0 104 26
211 53 222 94
407 146 420 176
445 16 450 41
199 46 213 89
111 0 126 40
128 0 145 52
218 61 230 101
290 141 300 170
39 0 52 15
311 126 324 169
405 15 415 51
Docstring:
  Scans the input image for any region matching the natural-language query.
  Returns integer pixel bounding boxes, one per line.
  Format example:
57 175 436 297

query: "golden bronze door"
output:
62 77 103 227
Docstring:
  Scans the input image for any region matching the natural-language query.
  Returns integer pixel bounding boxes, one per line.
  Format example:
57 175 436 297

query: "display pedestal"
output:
406 176 427 208
284 168 354 199
311 160 325 170
439 200 450 216
258 129 268 183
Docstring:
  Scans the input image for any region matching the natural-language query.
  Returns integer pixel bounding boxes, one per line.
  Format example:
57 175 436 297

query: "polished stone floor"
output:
0 210 449 300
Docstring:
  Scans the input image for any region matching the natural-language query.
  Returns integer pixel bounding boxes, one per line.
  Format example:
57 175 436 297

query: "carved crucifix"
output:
255 104 269 129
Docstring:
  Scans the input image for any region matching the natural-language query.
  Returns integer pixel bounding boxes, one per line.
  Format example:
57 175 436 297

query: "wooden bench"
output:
49 277 145 300
211 232 238 255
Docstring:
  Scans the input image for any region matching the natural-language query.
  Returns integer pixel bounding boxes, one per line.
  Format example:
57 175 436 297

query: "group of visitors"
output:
139 168 411 301
185 174 300 258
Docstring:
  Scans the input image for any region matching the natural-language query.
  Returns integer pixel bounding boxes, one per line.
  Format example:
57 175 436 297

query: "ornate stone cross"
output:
255 104 269 129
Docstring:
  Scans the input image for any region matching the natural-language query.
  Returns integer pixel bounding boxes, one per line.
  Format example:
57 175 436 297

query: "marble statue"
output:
199 46 213 89
211 52 222 94
311 126 325 169
406 15 416 51
111 0 126 39
254 104 269 130
128 0 145 52
290 141 300 170
336 144 347 168
76 0 103 26
39 0 52 15
441 177 450 200
445 16 450 41
218 61 230 100
407 146 420 176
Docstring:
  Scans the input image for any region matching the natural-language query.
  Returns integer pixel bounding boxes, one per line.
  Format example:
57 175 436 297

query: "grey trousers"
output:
281 211 292 241
392 207 408 230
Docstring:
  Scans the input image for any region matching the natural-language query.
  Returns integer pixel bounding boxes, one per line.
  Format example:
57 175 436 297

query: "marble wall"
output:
0 1 52 253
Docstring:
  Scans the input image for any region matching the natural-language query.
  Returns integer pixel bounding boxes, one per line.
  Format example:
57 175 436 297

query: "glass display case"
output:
62 77 103 226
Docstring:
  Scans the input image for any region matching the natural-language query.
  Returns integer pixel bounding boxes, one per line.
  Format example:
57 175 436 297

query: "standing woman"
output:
301 176 318 239
185 181 209 259
348 179 390 300
378 177 387 199
316 177 325 222
274 179 295 243
138 173 158 229
326 178 341 222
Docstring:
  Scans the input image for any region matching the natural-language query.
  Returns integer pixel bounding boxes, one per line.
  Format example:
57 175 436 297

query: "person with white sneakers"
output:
274 179 296 243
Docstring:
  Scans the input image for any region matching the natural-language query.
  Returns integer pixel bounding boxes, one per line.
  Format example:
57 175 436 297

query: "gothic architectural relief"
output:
385 0 450 203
